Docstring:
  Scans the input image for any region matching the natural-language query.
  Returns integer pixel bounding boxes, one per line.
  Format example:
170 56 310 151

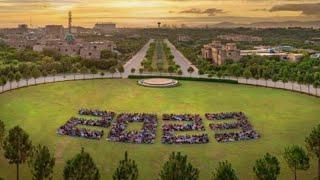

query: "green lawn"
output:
0 79 319 180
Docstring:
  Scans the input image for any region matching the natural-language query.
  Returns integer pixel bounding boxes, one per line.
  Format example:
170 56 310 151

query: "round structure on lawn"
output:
138 78 179 88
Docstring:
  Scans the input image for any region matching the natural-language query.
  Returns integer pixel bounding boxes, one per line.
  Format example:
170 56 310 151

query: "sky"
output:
0 0 320 28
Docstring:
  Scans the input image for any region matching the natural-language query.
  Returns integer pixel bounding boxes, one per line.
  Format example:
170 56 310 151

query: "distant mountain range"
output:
210 21 320 28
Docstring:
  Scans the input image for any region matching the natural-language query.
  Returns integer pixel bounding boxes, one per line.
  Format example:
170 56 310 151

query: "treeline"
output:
200 56 320 91
0 42 132 87
0 120 320 180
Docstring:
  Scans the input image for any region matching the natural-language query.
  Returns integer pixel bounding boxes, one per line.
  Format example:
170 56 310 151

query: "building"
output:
93 23 116 34
33 38 115 60
305 37 320 46
218 34 262 42
202 41 241 65
240 48 304 62
177 34 191 42
44 25 65 39
79 41 115 60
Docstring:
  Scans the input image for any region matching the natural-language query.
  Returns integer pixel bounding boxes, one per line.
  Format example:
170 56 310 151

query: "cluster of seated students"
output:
57 110 260 143
57 109 116 139
206 112 260 143
107 113 158 144
161 114 209 144
57 117 105 139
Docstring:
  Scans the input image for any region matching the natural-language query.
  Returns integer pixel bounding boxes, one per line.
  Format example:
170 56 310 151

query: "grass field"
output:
0 79 319 180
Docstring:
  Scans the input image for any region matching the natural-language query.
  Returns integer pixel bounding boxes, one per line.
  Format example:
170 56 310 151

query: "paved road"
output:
123 39 153 77
164 39 199 76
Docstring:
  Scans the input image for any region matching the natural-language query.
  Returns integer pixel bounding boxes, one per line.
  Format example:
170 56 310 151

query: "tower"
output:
68 11 72 33
157 22 161 29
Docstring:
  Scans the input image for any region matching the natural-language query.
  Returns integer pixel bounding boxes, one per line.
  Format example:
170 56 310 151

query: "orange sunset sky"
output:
0 0 319 28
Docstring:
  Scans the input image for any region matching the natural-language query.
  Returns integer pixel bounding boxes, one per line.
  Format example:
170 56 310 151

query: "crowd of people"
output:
57 110 260 143
107 113 158 144
206 112 260 143
57 117 105 139
79 108 115 118
162 114 209 144
57 109 116 139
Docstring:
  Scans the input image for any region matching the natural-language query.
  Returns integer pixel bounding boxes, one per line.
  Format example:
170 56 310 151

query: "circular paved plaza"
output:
138 78 179 87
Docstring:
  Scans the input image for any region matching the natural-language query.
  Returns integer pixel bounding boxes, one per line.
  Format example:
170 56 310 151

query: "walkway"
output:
164 39 198 76
123 39 153 77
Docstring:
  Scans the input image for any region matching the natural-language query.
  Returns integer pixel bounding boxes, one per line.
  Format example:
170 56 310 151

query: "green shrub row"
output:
128 75 238 84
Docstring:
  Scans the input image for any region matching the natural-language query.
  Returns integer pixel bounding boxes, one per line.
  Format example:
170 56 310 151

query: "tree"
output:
253 153 280 180
7 71 15 90
24 68 31 86
80 66 88 79
131 68 136 74
272 74 279 88
314 81 320 96
90 67 98 78
139 68 144 75
0 76 7 92
177 69 183 76
110 67 116 78
262 68 271 87
31 68 41 84
305 72 314 94
187 67 194 77
63 148 100 180
117 66 125 78
159 152 199 180
71 66 78 80
28 144 55 180
296 72 304 92
283 145 310 180
243 69 252 84
14 72 22 88
3 126 32 180
212 161 238 180
305 124 320 180
51 69 57 82
168 66 175 75
0 120 4 148
313 72 320 96
42 70 48 83
113 151 138 180
198 69 204 76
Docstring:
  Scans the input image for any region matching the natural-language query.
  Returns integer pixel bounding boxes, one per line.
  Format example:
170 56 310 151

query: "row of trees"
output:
0 64 125 90
0 120 319 180
141 39 181 74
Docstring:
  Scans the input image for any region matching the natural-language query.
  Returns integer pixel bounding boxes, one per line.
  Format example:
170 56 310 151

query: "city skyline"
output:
0 0 319 27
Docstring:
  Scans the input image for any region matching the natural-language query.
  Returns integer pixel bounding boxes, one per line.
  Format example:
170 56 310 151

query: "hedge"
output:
128 75 238 84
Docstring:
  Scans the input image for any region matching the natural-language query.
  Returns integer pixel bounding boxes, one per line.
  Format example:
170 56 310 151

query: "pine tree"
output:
305 124 320 180
283 145 310 180
3 126 33 180
63 148 100 180
253 153 280 180
113 151 138 180
160 152 199 180
212 161 238 180
28 144 55 180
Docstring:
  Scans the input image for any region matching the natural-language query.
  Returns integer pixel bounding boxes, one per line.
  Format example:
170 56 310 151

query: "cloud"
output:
269 3 320 16
179 8 224 16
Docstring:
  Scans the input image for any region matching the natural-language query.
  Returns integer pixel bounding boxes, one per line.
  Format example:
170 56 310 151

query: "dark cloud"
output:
269 3 320 16
179 8 224 16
